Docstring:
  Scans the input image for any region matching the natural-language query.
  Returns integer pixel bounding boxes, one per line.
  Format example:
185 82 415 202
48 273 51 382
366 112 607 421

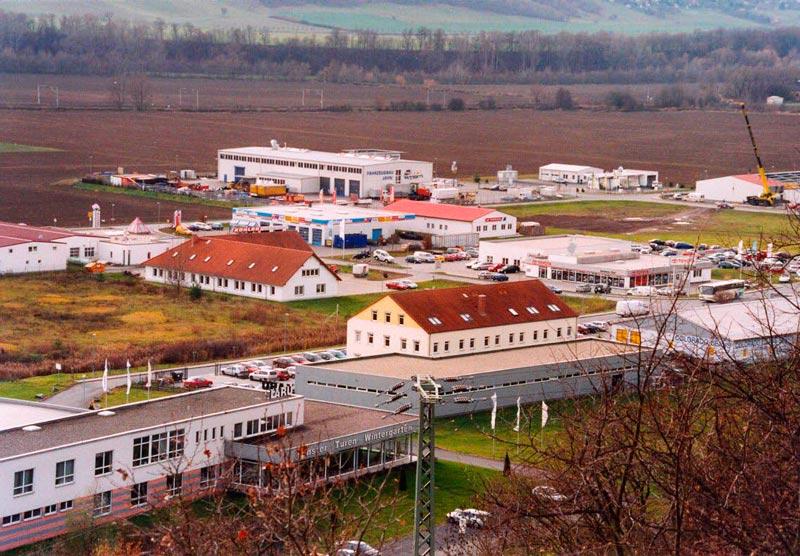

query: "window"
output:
433 342 439 353
294 285 304 296
55 459 74 486
2 514 21 527
469 338 475 348
131 482 148 507
367 333 374 344
384 335 390 347
520 332 525 342
508 308 518 316
484 336 489 347
384 312 391 323
534 330 539 340
401 338 407 350
200 466 217 488
23 508 41 521
13 469 33 496
44 504 57 516
84 247 95 257
413 341 420 352
567 326 572 336
460 313 473 322
59 500 73 512
354 331 361 342
509 333 514 343
371 310 378 321
93 491 112 516
399 314 405 325
443 341 450 352
427 317 443 326
547 304 561 312
316 283 326 294
234 422 243 438
69 247 79 258
495 335 500 345
132 430 184 467
459 339 464 350
543 330 549 340
95 451 112 475
166 474 182 497
526 306 539 314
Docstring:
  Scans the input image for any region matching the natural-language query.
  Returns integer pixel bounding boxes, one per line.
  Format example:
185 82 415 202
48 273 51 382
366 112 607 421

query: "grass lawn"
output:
0 373 77 400
102 385 175 408
286 279 469 318
437 399 575 461
562 295 616 314
73 181 237 209
360 461 500 543
498 200 686 220
0 142 59 153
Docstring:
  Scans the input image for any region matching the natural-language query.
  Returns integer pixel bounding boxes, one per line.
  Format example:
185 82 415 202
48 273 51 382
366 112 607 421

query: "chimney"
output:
478 294 487 316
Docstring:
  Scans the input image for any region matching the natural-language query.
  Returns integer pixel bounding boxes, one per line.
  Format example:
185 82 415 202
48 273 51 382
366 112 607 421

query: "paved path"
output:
436 448 505 471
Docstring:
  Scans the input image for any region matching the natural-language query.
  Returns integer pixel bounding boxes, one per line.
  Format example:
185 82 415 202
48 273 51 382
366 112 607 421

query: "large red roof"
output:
389 280 576 334
144 232 337 287
0 221 90 242
734 174 782 188
384 200 496 222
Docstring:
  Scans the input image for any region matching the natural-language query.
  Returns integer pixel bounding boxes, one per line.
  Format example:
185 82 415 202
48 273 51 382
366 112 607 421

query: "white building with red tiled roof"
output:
143 232 340 302
0 221 99 275
383 199 517 240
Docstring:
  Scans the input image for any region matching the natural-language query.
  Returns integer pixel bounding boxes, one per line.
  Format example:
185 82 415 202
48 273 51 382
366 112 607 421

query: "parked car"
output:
183 377 213 390
499 264 520 273
276 368 295 381
250 369 279 382
372 249 395 264
478 271 494 280
317 351 334 361
210 222 224 230
548 285 563 294
188 221 212 231
627 285 657 296
586 320 609 331
386 279 418 290
718 260 742 269
397 230 423 240
290 354 309 365
674 242 694 250
328 349 347 359
466 248 479 258
302 352 321 362
444 252 462 262
468 261 492 271
353 249 371 260
716 202 734 209
242 360 270 373
593 283 612 294
413 251 436 263
487 263 505 272
489 272 509 281
779 273 792 283
405 255 422 264
221 364 249 378
575 283 593 293
447 508 490 528
272 357 295 369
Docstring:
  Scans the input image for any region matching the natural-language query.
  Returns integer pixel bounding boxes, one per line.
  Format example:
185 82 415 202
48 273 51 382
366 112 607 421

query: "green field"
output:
0 373 77 400
102 385 174 407
437 400 573 460
0 142 59 153
74 181 237 209
500 200 792 247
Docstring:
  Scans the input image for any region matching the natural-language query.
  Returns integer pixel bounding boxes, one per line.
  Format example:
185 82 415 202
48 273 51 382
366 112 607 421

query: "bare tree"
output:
128 74 153 112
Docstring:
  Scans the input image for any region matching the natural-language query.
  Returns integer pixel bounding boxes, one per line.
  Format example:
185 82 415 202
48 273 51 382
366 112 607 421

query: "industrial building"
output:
479 235 712 290
217 143 433 199
295 338 641 417
144 232 340 301
695 173 785 203
0 388 414 552
0 221 97 274
538 163 602 184
610 297 800 362
83 218 181 266
383 199 517 242
347 281 578 359
231 204 415 246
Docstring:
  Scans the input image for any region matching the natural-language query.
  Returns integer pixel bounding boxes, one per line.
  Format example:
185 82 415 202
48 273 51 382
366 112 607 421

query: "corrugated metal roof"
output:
388 280 577 334
384 200 497 222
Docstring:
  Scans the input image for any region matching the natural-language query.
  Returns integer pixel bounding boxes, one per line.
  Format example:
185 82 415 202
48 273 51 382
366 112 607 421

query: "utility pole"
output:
413 375 442 556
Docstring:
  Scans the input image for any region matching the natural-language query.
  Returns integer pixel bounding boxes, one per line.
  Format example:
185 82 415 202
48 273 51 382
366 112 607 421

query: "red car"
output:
183 377 213 390
276 369 295 381
488 263 505 272
386 279 418 290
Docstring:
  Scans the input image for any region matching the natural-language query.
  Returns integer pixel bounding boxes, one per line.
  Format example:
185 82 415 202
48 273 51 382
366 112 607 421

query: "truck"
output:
615 300 650 317
430 187 459 201
408 184 432 201
686 192 705 202
249 184 287 198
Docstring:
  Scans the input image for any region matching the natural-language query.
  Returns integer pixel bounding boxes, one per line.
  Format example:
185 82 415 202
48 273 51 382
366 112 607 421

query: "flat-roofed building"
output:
383 199 517 241
217 144 433 199
0 221 98 274
144 232 340 301
346 280 578 359
538 163 603 184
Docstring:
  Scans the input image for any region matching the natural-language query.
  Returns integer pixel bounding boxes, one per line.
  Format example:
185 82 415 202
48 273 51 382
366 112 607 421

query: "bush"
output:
655 85 693 108
478 97 497 110
189 284 203 300
473 173 482 183
554 87 574 110
447 97 465 111
604 90 641 111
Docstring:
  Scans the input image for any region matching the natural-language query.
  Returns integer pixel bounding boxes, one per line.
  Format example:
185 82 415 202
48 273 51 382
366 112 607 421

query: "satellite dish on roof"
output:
270 139 280 149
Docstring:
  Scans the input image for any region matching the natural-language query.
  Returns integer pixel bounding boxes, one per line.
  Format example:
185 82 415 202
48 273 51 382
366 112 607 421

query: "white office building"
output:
217 143 433 199
538 163 603 184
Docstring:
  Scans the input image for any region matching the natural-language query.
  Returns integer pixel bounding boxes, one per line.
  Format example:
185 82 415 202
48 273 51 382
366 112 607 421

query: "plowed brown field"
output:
1 107 797 226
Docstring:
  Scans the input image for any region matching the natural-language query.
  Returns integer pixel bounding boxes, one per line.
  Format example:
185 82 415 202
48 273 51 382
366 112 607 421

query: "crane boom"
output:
739 102 772 200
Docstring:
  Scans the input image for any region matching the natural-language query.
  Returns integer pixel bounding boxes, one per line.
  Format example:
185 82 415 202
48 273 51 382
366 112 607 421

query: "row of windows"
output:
2 500 72 527
220 153 363 174
155 268 326 297
371 310 405 325
68 247 95 258
479 223 513 232
301 268 320 277
232 412 294 439
132 429 185 468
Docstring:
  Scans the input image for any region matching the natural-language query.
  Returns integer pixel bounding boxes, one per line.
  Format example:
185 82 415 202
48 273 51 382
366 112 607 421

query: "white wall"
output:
695 177 761 203
97 240 176 266
0 241 67 274
398 211 516 240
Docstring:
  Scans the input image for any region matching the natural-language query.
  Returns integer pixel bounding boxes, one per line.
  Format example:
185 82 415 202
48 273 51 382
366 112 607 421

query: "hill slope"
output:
2 0 799 34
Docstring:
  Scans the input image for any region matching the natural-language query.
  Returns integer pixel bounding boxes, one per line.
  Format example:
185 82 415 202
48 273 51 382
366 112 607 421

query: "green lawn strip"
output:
285 279 469 318
0 373 76 400
73 181 236 209
436 400 576 461
0 142 60 153
561 295 616 314
102 385 175 408
497 200 686 219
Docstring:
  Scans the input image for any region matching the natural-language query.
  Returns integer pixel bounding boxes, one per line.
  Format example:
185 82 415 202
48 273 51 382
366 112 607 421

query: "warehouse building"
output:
0 221 98 275
591 167 659 190
383 199 517 242
480 235 712 290
695 173 785 203
347 281 578 359
0 388 414 551
217 143 433 199
231 204 415 246
538 163 602 184
611 297 799 362
295 338 641 417
144 232 340 301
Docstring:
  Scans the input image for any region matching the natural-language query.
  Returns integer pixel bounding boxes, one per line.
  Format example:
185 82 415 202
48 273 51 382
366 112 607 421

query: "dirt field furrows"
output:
1 107 797 226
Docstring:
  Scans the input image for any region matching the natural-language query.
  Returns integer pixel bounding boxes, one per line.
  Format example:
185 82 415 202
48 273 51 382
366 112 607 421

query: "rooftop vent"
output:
22 425 41 432
508 308 519 316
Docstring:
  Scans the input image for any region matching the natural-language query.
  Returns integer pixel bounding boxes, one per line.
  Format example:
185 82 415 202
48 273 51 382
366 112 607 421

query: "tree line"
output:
0 11 798 100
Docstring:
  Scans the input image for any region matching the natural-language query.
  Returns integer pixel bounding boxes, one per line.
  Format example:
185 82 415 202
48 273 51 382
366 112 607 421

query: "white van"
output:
626 285 657 297
616 300 650 317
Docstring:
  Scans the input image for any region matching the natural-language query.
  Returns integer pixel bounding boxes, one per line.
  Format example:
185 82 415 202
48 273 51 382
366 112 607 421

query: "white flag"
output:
513 396 521 432
125 360 132 396
145 359 152 389
101 359 109 393
340 218 346 241
490 393 497 431
541 400 549 429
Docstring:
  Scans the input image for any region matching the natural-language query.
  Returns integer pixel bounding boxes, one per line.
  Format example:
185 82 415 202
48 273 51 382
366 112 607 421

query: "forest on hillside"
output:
0 11 797 100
